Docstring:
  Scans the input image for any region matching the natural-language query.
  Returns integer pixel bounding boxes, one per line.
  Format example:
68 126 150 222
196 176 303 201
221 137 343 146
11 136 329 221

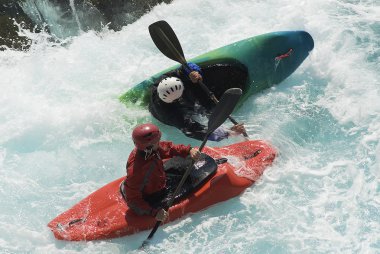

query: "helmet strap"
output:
143 146 160 160
144 147 153 160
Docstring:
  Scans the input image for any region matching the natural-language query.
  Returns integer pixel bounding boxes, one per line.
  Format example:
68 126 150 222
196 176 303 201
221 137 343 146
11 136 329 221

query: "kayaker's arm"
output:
159 141 191 159
124 181 156 216
179 62 203 84
207 125 247 141
208 127 229 141
124 158 164 217
157 62 202 85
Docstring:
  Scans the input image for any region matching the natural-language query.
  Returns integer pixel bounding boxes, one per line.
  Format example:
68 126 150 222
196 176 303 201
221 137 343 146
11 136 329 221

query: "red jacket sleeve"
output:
159 141 191 159
124 178 153 216
124 153 154 216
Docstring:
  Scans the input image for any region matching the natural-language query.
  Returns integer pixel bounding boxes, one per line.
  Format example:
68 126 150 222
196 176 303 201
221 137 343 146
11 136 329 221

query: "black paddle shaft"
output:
148 20 248 138
140 88 242 249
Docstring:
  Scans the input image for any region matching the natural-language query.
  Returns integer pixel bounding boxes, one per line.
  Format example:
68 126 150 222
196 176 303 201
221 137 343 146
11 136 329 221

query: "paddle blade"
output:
208 88 242 134
149 20 186 64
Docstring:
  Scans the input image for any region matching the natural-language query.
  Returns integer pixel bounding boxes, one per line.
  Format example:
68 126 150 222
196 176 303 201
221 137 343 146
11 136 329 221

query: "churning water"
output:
0 0 379 253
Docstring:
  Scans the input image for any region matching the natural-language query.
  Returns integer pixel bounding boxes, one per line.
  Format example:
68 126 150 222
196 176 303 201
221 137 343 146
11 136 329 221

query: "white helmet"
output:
157 77 184 103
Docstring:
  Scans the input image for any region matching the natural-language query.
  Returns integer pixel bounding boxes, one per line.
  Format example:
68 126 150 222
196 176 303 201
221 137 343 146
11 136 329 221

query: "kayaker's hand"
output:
190 148 201 161
189 71 202 83
229 123 246 136
155 208 168 222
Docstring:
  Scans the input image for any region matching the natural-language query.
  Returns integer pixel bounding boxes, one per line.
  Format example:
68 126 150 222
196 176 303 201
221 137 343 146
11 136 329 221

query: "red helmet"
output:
132 123 161 150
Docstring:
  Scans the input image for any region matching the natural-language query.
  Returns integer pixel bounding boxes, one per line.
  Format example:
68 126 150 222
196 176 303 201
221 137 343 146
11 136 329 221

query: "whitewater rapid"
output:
0 0 379 253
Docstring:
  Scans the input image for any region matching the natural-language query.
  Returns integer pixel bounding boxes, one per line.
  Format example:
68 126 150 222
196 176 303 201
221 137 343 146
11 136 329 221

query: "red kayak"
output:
48 140 276 241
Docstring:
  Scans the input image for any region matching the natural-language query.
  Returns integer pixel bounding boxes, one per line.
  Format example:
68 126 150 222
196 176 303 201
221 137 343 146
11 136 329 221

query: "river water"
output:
0 0 379 253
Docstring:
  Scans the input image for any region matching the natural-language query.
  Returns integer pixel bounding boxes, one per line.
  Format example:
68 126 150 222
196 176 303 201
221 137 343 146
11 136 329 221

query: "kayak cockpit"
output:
120 154 218 209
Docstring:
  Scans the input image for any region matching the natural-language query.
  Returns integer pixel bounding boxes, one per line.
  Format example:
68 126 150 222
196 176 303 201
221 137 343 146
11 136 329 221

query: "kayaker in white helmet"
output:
149 62 247 141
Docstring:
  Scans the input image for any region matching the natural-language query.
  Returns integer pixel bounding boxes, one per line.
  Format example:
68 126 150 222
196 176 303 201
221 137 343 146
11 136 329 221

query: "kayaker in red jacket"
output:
124 123 201 222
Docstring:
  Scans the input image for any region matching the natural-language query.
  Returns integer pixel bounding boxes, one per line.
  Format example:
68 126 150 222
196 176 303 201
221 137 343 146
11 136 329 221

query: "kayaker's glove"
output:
154 208 169 222
190 147 201 161
183 62 203 76
229 123 246 137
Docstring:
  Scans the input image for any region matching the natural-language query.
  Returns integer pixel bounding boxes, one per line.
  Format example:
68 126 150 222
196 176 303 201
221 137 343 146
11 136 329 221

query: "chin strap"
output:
144 147 161 160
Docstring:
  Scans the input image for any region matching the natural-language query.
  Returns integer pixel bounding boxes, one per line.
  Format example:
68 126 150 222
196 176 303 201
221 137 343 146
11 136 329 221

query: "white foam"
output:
1 0 379 253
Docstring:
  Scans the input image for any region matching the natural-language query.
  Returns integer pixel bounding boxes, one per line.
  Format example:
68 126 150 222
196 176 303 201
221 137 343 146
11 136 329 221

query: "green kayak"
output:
120 30 314 107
